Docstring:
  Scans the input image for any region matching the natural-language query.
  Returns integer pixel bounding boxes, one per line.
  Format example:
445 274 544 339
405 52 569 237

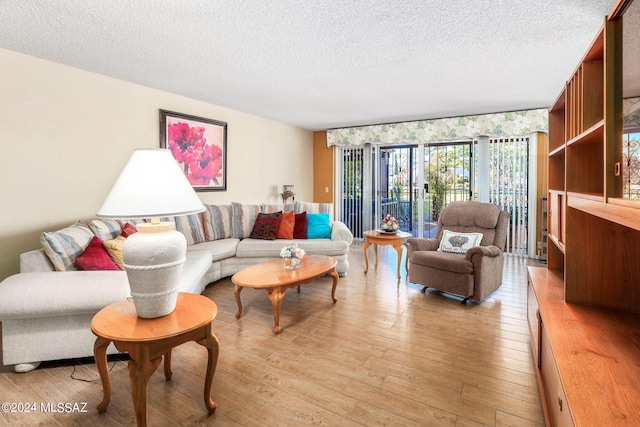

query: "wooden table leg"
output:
267 286 286 334
163 349 172 380
94 336 112 413
405 243 410 273
197 322 219 414
374 243 379 269
128 345 162 427
234 284 244 319
393 243 403 280
329 268 339 303
363 240 371 274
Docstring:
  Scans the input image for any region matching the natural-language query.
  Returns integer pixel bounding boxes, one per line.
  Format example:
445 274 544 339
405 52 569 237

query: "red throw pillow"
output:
121 222 137 237
276 211 295 239
76 236 120 271
293 212 307 239
249 212 282 240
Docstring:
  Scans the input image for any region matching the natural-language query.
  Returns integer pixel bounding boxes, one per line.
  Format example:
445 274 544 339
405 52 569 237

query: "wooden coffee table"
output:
363 230 412 280
231 254 339 334
91 293 219 427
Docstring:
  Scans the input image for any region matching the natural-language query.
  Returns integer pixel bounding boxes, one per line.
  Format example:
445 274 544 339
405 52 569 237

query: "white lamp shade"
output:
97 148 205 218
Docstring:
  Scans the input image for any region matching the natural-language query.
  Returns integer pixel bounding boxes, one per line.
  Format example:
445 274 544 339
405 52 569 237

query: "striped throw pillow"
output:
203 204 233 240
261 203 295 213
294 201 333 220
174 214 206 245
89 219 122 241
231 202 261 239
40 221 95 271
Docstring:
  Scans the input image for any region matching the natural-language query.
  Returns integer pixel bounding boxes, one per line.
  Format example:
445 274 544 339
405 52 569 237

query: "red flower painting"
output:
161 110 227 191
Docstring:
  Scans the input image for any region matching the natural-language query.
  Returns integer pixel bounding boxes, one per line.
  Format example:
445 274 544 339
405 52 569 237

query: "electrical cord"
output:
69 353 129 383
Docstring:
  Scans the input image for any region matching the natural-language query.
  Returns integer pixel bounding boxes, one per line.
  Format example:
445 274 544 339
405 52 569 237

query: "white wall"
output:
0 48 313 279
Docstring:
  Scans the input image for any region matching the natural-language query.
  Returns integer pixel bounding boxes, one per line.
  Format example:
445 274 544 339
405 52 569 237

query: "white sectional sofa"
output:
0 201 353 372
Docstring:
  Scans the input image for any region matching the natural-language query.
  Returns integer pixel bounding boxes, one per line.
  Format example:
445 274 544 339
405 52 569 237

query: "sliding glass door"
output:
423 141 472 236
379 146 416 234
338 136 531 257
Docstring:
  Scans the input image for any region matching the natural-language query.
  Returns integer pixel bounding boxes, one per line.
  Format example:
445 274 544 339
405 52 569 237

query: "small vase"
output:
283 257 300 270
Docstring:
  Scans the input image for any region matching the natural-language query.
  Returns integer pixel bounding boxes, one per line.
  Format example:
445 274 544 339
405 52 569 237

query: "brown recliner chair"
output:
407 201 509 303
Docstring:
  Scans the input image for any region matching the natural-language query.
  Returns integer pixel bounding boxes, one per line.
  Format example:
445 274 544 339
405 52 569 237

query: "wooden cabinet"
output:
526 278 540 367
528 267 640 426
530 1 640 425
540 327 573 427
528 269 574 427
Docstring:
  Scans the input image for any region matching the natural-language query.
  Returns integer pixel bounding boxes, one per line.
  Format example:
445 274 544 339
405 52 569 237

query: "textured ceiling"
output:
0 0 618 131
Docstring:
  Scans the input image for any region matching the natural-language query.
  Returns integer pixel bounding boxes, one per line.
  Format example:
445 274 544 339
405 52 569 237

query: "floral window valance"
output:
326 109 548 147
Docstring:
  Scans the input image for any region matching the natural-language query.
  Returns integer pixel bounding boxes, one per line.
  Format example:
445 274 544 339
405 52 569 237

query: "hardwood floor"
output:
0 242 545 426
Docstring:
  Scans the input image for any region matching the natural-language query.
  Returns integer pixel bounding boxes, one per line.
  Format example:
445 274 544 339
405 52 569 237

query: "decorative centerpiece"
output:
381 214 400 233
280 243 305 269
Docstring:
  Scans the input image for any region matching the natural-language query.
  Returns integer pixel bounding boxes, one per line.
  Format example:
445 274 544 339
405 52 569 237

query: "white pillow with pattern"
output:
437 230 483 254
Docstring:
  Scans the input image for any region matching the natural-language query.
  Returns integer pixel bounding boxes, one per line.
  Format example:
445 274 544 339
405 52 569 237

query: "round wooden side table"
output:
91 292 219 427
362 230 412 280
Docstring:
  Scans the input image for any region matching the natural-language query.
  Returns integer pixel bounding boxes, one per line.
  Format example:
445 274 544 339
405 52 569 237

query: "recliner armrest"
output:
407 238 439 252
465 245 502 260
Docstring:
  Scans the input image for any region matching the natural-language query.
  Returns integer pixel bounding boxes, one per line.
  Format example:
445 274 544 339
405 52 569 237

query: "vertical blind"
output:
340 147 365 238
488 136 529 257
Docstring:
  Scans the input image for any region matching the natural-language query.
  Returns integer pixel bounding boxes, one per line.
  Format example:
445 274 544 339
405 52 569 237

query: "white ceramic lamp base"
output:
123 222 186 319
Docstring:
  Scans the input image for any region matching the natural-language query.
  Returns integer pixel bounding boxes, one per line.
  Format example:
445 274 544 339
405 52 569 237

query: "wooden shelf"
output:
566 191 605 202
565 28 604 141
568 196 640 232
549 93 566 152
608 197 640 209
547 233 565 253
566 123 604 195
548 152 565 191
565 119 604 147
548 145 565 156
546 237 565 273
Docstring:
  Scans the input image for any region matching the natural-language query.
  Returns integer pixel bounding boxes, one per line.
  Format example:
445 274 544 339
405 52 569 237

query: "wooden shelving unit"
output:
528 3 640 425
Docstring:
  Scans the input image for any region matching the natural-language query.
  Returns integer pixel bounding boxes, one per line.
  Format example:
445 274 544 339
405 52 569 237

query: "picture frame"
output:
160 109 227 191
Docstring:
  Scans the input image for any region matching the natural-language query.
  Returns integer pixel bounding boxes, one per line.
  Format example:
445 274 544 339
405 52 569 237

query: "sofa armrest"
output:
330 221 353 245
406 238 439 253
0 271 130 319
20 249 55 272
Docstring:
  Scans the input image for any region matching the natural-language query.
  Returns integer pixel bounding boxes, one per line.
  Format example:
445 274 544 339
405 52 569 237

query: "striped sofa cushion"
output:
174 214 206 245
40 221 95 271
261 203 294 213
202 204 233 240
295 201 334 220
89 219 122 241
231 202 261 239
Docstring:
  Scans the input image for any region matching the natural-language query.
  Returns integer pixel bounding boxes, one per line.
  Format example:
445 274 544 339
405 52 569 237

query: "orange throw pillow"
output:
277 210 295 239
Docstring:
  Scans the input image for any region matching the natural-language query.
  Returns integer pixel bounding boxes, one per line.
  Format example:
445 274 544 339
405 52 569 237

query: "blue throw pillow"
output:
306 213 331 239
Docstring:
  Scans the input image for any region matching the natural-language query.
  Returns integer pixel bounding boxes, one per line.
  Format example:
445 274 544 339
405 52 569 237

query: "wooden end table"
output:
363 230 412 280
91 293 219 427
231 254 339 334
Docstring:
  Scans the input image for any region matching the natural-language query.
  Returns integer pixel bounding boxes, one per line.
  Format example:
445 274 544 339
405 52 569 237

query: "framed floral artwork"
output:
160 109 227 191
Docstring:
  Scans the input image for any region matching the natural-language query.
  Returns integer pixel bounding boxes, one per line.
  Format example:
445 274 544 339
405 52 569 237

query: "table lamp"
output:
97 148 205 318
